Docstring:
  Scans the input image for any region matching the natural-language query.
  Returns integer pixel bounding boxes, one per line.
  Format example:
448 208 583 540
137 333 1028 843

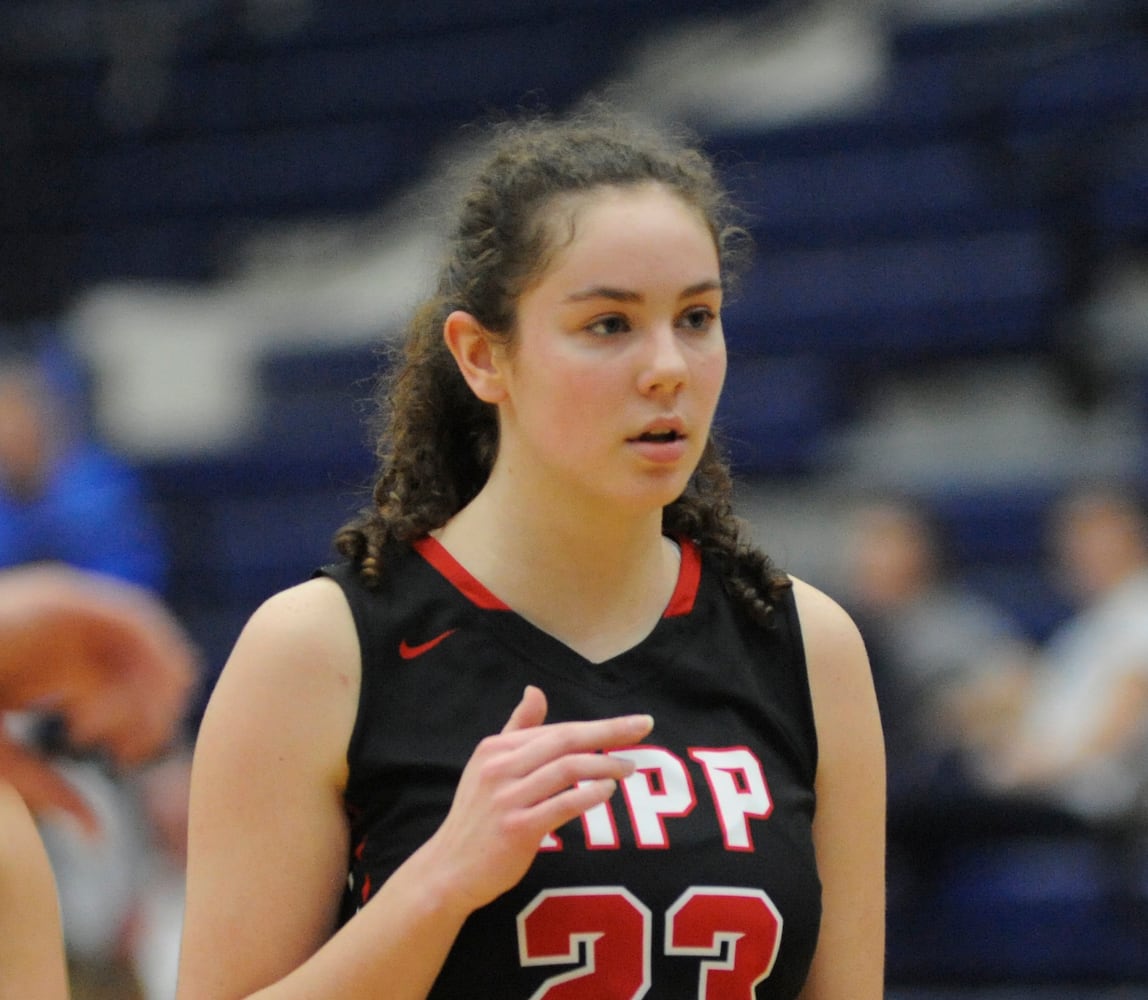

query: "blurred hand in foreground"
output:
0 564 196 831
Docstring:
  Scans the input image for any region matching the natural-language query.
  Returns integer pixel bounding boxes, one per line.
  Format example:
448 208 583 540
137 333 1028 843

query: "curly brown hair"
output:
335 105 790 627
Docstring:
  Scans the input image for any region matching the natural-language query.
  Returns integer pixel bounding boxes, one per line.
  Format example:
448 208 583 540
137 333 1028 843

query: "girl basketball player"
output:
178 107 885 999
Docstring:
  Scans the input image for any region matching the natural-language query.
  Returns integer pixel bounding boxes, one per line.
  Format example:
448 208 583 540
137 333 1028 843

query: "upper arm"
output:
0 782 69 1000
791 578 886 1000
178 577 361 1000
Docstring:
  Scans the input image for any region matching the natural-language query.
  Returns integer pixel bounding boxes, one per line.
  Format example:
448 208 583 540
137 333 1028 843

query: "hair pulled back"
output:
335 105 790 626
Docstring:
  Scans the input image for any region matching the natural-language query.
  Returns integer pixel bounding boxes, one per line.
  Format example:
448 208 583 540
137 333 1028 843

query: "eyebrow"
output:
563 279 722 304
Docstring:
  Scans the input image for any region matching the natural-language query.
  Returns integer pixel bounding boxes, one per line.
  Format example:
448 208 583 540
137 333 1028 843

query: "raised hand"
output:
0 564 197 828
420 685 653 915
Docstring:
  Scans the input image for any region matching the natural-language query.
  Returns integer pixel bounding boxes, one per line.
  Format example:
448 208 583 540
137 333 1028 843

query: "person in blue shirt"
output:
0 349 166 591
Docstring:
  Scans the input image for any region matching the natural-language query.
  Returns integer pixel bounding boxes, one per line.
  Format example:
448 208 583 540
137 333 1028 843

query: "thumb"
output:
501 685 548 734
0 737 101 838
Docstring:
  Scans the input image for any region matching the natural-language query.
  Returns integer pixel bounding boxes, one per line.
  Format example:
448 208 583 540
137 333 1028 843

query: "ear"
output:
443 310 508 404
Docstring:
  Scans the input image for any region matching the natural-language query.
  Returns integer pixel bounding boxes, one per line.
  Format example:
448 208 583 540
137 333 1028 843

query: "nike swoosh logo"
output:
398 629 457 660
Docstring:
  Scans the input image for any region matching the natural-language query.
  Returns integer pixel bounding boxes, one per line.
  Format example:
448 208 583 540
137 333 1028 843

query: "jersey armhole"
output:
313 562 375 787
776 583 820 785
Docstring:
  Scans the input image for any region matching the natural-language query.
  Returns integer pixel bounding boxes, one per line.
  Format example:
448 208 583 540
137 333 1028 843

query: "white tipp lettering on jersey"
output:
539 746 773 853
689 747 773 852
581 796 621 849
613 746 696 848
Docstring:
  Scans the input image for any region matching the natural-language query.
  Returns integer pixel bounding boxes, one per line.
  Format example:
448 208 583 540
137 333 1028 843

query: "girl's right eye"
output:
586 315 631 337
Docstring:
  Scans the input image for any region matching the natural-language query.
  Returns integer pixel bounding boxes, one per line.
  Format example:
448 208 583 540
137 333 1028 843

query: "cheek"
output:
532 344 619 402
545 370 616 438
699 348 728 408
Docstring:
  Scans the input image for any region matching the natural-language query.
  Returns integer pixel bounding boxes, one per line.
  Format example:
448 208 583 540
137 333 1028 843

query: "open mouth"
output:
635 430 683 444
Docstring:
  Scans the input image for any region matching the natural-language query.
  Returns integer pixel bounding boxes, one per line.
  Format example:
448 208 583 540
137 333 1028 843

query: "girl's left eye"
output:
587 315 630 337
678 306 716 332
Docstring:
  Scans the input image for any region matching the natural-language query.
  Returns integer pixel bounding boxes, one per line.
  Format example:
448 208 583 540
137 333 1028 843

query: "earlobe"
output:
443 310 508 404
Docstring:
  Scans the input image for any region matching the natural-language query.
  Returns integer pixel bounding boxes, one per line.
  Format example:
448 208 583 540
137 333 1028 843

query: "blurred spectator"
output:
981 482 1148 828
841 494 1033 806
0 562 195 1000
0 347 166 590
0 342 191 1000
835 492 1084 908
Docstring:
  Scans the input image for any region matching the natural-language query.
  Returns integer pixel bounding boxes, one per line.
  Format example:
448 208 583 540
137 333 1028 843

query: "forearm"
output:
182 839 474 1000
277 846 469 999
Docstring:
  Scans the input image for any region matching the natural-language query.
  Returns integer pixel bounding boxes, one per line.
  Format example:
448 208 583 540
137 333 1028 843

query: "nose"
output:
638 324 688 398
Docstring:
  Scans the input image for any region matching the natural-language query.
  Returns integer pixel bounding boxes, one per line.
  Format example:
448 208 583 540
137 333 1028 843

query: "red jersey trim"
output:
664 537 701 618
413 535 701 618
412 536 511 610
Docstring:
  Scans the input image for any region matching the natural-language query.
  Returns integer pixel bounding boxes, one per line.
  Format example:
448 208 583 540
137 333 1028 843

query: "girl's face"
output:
492 182 727 515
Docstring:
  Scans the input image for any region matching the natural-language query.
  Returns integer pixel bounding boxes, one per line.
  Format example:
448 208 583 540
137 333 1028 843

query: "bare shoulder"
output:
198 575 361 783
788 576 867 670
217 576 359 694
237 575 358 660
786 575 882 766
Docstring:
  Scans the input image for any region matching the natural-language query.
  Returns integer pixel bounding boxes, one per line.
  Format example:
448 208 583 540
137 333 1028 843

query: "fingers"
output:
42 569 196 762
510 749 637 812
473 695 655 815
35 563 197 690
501 685 548 734
474 706 653 828
427 700 655 913
520 777 623 835
0 738 100 836
495 710 654 779
86 581 199 696
62 687 139 764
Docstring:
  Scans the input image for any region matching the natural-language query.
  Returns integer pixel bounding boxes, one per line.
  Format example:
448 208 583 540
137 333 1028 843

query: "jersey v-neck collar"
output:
412 534 702 619
411 535 512 610
411 533 703 690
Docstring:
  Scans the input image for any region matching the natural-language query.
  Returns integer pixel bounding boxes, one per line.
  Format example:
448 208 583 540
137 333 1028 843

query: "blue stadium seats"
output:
719 140 1023 245
78 221 220 282
715 354 845 476
1093 123 1148 249
90 122 421 218
721 228 1061 361
889 836 1148 985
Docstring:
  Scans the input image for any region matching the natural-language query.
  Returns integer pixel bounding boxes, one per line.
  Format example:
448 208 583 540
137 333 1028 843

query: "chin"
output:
617 474 694 514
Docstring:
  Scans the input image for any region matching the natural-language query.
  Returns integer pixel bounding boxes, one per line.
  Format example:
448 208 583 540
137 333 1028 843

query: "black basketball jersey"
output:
320 536 821 999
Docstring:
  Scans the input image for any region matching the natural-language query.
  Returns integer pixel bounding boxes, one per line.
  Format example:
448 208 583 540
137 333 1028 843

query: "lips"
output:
636 429 682 444
627 418 689 463
627 418 686 444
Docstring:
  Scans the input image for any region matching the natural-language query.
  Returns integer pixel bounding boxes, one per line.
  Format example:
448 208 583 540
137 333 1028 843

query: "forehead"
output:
534 183 718 282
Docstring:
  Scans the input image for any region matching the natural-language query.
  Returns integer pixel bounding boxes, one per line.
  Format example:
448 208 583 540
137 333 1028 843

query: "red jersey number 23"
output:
517 885 782 999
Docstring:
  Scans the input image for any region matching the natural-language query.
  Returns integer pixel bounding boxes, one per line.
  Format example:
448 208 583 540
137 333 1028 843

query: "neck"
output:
436 466 681 661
